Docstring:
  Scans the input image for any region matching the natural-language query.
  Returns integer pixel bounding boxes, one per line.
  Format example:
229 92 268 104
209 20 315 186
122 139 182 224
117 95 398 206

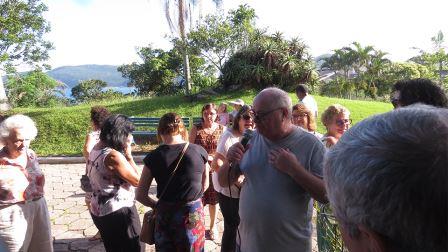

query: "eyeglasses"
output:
252 107 282 122
242 114 253 120
335 119 352 127
292 113 308 118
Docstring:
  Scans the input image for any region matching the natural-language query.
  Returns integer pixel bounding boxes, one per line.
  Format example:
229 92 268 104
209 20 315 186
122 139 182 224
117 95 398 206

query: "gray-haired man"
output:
219 87 327 252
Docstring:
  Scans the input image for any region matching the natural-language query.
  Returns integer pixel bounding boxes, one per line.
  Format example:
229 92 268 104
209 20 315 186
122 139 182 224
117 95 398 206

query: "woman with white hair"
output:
0 114 53 252
324 105 447 252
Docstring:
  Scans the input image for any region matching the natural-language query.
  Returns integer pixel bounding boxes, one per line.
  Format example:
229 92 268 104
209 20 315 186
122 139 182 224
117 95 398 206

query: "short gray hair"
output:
0 114 38 143
255 87 292 118
324 104 447 252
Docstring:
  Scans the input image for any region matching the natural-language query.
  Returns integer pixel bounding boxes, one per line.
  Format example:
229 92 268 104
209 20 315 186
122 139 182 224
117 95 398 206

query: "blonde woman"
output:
321 104 351 148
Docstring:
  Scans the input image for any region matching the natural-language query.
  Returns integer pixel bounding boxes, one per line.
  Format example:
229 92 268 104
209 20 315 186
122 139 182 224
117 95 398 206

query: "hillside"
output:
9 91 393 156
47 64 129 88
1 64 129 89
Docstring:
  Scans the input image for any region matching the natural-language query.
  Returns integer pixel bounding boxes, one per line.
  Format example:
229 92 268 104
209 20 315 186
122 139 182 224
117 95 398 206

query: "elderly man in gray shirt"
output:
218 87 327 252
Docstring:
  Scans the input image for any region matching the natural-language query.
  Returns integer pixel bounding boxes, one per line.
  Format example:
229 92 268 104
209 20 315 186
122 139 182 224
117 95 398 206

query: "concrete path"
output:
42 163 318 252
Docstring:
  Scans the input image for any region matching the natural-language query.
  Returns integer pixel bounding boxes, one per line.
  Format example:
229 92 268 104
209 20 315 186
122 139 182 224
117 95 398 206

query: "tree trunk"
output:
178 0 192 95
0 71 11 111
183 52 192 94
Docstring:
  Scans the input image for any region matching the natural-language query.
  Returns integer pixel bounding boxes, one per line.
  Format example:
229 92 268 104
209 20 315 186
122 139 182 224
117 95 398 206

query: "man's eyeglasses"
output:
335 119 352 127
252 107 282 122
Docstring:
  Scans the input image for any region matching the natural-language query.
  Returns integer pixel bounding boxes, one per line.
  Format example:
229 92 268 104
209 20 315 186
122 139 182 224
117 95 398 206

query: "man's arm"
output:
269 148 327 203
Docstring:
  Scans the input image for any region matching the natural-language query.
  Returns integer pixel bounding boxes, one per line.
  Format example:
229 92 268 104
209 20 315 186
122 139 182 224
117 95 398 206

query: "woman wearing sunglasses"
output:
211 105 254 251
321 104 351 148
318 104 351 251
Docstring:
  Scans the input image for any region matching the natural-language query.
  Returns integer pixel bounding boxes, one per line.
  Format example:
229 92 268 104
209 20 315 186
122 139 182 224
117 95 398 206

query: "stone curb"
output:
38 156 146 164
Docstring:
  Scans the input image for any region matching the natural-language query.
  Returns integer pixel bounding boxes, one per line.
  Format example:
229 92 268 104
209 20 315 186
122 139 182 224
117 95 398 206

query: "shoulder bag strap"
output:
86 149 107 176
157 142 189 202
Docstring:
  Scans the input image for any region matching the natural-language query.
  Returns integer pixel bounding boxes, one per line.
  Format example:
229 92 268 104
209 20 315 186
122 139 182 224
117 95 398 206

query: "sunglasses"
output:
292 113 308 118
391 98 400 108
242 114 253 120
252 107 282 122
335 119 352 127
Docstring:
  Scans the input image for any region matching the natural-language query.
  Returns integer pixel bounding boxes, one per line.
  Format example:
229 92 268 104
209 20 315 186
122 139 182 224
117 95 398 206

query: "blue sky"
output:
42 0 448 69
72 0 92 6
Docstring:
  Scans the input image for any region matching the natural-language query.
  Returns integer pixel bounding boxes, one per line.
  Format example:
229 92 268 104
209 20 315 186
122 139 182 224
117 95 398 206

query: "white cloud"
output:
43 0 448 68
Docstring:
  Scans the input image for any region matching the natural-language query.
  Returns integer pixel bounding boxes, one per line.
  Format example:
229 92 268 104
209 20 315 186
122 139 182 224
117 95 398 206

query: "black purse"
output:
80 174 92 192
80 151 104 193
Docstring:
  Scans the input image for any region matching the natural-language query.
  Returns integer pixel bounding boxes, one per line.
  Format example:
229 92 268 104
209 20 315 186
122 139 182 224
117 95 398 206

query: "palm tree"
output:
162 0 222 94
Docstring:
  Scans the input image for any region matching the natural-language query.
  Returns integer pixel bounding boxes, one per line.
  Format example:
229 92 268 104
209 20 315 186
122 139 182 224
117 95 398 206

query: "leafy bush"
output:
6 69 66 107
71 79 107 102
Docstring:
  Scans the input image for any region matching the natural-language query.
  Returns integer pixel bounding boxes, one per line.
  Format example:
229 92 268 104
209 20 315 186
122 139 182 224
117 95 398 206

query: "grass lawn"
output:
10 90 393 156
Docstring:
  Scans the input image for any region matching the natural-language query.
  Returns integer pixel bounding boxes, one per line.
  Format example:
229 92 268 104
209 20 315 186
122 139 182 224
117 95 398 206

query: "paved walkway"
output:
42 163 318 252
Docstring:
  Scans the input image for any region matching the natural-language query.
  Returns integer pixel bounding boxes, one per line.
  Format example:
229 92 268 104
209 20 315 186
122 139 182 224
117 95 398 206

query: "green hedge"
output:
10 91 392 156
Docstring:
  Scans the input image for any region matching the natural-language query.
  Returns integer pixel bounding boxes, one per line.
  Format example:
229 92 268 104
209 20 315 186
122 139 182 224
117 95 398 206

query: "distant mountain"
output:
46 64 129 88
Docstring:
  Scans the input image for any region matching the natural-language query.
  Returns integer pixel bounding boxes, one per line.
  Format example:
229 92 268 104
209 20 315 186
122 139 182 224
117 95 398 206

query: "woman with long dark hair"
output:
87 114 141 252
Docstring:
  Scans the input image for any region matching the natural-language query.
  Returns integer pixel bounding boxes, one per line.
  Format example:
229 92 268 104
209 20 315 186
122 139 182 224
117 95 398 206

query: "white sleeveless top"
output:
87 148 135 216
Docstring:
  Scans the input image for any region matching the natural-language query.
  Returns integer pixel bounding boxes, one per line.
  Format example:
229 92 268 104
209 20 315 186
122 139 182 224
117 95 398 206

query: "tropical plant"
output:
320 42 392 98
221 32 315 90
0 0 53 110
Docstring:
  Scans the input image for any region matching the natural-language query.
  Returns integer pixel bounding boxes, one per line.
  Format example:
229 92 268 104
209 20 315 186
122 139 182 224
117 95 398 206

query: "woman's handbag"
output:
80 174 93 192
140 142 189 245
80 150 105 193
140 209 157 244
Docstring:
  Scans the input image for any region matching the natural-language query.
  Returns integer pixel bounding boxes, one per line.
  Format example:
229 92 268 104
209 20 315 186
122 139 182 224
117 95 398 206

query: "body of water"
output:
63 86 136 98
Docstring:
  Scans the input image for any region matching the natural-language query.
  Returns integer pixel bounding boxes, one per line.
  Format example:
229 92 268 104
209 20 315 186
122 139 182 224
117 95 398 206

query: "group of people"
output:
0 78 446 252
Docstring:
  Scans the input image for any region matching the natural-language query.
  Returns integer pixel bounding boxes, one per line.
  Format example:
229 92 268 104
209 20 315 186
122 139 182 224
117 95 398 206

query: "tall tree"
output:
410 30 448 89
188 4 256 77
162 0 222 94
0 0 53 110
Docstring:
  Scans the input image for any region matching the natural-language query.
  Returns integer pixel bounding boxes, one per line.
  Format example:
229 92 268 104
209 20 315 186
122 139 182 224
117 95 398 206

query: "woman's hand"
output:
105 150 140 187
124 135 134 160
